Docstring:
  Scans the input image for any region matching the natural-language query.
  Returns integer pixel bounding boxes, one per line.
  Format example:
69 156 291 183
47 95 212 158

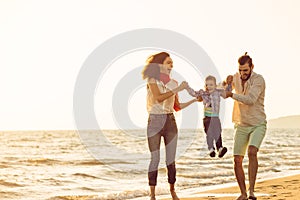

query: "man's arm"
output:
226 76 265 105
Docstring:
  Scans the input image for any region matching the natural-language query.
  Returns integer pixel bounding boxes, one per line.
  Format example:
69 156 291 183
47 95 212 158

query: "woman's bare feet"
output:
170 190 180 200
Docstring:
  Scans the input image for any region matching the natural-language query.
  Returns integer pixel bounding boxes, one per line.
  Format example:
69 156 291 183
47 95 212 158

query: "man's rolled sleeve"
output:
232 76 265 105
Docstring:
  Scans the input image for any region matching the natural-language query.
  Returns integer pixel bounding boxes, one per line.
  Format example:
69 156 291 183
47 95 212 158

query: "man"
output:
226 52 267 200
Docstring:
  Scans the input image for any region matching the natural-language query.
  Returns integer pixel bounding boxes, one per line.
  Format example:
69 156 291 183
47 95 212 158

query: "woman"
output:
142 52 197 200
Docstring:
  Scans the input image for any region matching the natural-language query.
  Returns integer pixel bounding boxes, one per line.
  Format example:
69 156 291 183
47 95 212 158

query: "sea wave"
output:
0 129 300 199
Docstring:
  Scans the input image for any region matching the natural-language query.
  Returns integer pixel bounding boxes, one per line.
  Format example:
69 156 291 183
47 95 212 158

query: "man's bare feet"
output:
236 194 248 200
149 196 156 200
248 191 256 199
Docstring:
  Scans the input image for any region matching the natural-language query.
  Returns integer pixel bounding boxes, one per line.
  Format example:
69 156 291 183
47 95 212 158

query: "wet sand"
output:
162 173 300 200
50 173 300 200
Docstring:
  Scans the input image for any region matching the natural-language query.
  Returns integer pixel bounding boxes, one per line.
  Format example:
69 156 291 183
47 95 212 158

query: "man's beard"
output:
240 71 252 81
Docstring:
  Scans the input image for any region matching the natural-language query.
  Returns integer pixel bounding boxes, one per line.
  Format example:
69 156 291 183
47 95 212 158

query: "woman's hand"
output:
178 81 188 91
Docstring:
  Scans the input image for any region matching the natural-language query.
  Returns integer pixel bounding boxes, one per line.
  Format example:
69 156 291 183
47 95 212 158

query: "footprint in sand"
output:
271 184 285 189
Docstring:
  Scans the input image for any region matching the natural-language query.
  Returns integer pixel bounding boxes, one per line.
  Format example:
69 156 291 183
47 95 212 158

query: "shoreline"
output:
159 171 300 200
49 171 300 200
181 170 300 194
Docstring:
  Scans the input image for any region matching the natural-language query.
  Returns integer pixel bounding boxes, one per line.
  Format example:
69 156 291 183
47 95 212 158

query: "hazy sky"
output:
1 0 300 130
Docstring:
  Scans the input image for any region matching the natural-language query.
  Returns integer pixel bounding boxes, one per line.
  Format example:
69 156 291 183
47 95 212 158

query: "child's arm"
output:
219 89 227 99
186 84 201 97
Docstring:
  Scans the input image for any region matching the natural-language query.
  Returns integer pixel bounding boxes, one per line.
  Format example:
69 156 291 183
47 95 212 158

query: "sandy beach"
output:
48 173 300 200
161 174 300 200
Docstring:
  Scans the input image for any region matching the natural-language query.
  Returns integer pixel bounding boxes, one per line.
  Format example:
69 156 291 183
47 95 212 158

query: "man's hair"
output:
238 52 253 67
205 75 216 84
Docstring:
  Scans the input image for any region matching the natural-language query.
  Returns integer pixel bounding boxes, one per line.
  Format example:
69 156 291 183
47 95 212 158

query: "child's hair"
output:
226 75 233 79
226 75 233 82
205 75 217 84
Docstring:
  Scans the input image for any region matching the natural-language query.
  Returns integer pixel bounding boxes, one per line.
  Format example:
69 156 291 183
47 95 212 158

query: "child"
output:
186 75 227 158
222 75 233 92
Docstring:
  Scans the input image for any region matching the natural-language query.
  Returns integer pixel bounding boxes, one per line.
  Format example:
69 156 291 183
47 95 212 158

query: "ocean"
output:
0 128 300 200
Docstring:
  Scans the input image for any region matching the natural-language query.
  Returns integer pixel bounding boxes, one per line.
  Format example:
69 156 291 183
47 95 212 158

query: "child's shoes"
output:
209 148 216 157
218 147 227 158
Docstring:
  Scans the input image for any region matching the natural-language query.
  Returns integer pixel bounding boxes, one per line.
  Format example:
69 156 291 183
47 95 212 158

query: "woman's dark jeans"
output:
147 113 178 186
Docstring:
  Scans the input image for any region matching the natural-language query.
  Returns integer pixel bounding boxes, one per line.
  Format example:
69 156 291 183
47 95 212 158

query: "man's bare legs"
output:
248 146 258 198
234 155 247 200
234 145 259 200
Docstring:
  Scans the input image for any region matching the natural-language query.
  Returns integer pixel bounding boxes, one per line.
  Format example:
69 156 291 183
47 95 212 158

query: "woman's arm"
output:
176 94 202 110
148 78 187 103
179 98 198 109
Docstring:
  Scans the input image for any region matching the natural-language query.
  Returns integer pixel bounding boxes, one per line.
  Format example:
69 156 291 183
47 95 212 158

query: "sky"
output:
1 0 300 130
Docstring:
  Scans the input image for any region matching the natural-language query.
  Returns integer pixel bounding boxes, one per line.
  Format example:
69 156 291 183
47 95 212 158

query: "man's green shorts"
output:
233 121 267 156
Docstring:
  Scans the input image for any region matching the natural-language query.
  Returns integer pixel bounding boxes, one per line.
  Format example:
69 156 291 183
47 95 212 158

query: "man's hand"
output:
196 96 203 102
226 91 233 98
